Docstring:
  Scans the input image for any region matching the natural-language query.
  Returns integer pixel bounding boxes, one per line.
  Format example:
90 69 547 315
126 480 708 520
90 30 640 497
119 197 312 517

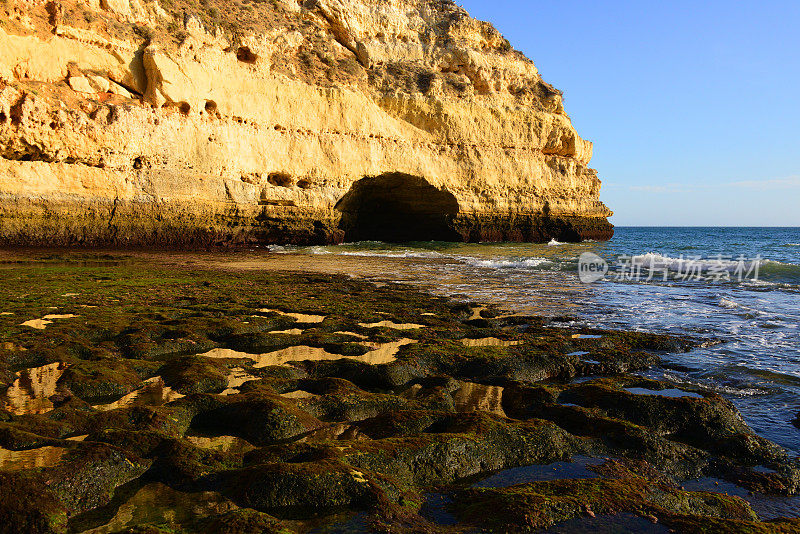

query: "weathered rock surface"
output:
0 0 612 246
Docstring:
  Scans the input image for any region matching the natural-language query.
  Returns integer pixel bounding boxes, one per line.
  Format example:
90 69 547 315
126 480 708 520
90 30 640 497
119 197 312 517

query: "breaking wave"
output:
302 246 446 259
655 372 773 397
464 257 553 269
760 259 800 277
337 250 446 259
719 297 744 309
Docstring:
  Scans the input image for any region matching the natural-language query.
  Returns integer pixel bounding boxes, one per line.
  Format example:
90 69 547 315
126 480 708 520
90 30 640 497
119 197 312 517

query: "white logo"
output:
578 252 608 283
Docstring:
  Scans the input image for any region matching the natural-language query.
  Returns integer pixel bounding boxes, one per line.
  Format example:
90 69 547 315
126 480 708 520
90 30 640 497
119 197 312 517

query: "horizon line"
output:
612 225 800 228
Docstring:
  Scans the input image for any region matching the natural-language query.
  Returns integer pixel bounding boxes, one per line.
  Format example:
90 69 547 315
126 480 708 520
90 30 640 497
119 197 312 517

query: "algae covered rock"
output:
192 508 284 534
57 359 143 402
0 473 68 534
43 442 151 514
157 356 229 395
190 392 324 446
215 460 381 513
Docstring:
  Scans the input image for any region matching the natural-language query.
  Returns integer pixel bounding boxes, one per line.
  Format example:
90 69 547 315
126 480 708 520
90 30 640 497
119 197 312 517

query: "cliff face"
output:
0 0 613 246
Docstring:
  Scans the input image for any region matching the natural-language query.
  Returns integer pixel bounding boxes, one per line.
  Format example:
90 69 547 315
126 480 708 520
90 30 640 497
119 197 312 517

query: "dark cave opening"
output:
335 173 461 242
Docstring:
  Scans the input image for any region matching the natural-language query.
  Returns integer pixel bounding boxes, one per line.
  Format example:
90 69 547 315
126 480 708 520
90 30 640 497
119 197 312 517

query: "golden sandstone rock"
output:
0 0 613 246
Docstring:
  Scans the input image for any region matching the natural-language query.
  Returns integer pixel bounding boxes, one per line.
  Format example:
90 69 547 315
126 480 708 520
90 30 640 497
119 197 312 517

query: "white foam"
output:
339 241 385 247
719 297 742 309
338 250 445 259
547 238 564 246
465 257 551 269
659 373 771 397
742 279 778 288
305 246 446 259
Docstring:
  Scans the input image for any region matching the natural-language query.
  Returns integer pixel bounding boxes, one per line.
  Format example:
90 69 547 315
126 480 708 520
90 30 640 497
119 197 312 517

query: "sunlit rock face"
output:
0 0 612 245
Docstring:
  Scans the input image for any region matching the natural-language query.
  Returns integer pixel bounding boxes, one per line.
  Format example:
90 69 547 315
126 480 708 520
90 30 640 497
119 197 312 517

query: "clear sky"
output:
458 0 800 226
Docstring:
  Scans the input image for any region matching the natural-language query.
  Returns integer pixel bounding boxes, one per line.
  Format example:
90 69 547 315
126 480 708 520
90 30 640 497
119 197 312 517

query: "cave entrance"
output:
335 173 461 242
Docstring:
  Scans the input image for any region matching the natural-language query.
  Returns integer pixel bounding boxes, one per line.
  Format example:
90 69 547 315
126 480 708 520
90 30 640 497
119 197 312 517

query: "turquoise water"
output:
267 227 800 453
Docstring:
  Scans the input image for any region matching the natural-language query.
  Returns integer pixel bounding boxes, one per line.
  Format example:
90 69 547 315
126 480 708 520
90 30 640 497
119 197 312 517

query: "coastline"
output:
0 250 798 532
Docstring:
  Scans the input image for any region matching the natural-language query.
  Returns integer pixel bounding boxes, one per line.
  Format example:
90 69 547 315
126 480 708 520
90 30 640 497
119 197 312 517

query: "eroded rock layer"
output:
0 0 613 245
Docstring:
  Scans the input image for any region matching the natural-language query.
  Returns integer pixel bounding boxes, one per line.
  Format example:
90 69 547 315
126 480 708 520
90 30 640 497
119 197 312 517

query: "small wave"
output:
465 257 552 269
717 297 768 317
760 259 800 275
304 247 445 259
719 297 743 309
622 254 800 287
547 238 564 246
741 279 777 288
783 243 800 247
338 250 446 259
657 372 772 397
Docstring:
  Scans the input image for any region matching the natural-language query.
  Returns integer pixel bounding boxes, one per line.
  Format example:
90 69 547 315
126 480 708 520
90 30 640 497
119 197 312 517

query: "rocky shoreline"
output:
0 251 798 533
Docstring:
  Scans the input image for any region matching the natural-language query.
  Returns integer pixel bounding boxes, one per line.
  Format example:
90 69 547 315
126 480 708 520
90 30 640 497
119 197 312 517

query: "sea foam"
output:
465 257 552 269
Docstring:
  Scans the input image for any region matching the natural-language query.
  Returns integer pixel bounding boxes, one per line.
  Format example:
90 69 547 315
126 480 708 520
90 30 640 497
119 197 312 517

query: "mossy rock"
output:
345 414 577 489
295 377 409 422
57 359 143 402
87 428 171 458
558 378 786 463
215 460 380 514
3 413 75 440
190 393 322 446
452 472 759 532
0 473 68 534
192 508 285 534
147 438 244 487
157 356 228 395
86 405 193 438
44 442 150 515
0 422 60 449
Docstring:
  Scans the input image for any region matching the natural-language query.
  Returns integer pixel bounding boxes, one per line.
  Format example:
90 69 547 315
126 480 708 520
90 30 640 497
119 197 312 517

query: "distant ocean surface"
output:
266 227 800 453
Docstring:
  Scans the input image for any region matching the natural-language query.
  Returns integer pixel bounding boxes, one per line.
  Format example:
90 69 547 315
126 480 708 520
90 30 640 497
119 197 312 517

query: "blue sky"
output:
458 1 800 226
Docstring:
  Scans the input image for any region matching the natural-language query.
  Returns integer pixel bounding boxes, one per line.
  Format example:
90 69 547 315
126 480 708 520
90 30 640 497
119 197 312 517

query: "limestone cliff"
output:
0 0 613 246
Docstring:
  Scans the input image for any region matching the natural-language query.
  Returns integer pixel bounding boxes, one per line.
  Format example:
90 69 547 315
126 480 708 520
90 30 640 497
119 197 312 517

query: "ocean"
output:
265 227 800 453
